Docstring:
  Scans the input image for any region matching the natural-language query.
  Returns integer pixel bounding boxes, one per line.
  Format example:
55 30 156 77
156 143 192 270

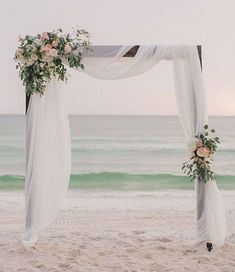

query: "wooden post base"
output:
206 242 213 252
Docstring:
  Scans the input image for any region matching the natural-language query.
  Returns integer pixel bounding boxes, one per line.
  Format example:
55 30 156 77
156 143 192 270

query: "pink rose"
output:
42 32 49 40
197 147 211 158
64 43 72 54
204 147 211 158
41 44 52 52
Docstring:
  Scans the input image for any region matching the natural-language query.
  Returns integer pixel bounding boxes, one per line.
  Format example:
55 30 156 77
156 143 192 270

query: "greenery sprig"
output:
14 28 91 95
182 125 220 182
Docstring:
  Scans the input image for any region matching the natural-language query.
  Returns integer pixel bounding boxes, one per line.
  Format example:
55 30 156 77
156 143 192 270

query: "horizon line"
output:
1 113 235 117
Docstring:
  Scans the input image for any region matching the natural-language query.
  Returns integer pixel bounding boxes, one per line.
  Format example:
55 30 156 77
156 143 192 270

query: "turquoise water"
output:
0 115 234 190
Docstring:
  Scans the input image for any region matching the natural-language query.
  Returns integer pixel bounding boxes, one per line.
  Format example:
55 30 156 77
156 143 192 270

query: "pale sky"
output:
0 0 235 115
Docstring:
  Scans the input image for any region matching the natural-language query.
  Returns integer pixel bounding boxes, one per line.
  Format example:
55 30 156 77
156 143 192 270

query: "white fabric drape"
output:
170 46 226 247
24 45 226 247
22 78 71 246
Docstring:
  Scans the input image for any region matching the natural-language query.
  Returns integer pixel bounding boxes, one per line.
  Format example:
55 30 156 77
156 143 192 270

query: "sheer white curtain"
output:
23 45 226 247
22 78 71 246
170 46 226 247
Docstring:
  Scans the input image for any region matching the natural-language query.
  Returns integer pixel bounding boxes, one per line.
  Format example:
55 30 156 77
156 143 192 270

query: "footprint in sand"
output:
157 237 172 243
92 236 102 241
183 248 197 256
59 263 72 269
197 256 210 264
17 269 35 272
97 251 106 256
49 268 60 272
9 248 16 253
28 260 46 269
157 245 167 250
68 249 81 257
143 253 152 259
79 244 86 249
132 230 146 235
126 248 137 253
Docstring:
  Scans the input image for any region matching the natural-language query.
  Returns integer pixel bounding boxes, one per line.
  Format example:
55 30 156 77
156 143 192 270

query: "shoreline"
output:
0 174 235 191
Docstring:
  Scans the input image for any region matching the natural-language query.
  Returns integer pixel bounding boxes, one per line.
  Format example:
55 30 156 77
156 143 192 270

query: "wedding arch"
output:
21 44 226 248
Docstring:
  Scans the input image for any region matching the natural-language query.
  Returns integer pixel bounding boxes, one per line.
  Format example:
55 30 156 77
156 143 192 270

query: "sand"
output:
0 190 235 272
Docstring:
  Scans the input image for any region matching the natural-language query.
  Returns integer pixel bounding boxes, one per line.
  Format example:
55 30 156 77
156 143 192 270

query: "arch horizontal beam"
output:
85 45 202 65
25 45 202 114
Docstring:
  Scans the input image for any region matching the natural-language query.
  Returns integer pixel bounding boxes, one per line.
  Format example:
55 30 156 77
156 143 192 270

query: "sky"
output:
0 0 235 115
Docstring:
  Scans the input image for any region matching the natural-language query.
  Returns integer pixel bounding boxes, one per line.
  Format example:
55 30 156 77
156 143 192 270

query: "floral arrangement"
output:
182 125 220 182
14 28 90 95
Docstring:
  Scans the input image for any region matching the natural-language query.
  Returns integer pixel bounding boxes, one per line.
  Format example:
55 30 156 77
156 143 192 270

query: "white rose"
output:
64 43 72 54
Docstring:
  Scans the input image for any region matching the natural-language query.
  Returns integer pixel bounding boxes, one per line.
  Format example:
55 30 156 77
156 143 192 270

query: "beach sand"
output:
0 190 235 272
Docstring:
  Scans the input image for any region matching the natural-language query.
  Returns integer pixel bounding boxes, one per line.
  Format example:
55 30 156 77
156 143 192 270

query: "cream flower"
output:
64 43 72 54
16 48 24 58
18 56 27 65
52 40 59 47
42 54 53 63
31 54 38 61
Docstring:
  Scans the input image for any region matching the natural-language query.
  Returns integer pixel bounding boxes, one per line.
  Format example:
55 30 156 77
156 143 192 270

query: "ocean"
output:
0 115 234 190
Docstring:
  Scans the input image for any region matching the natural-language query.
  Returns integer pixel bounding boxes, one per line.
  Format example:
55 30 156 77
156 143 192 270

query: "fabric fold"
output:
23 78 71 246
